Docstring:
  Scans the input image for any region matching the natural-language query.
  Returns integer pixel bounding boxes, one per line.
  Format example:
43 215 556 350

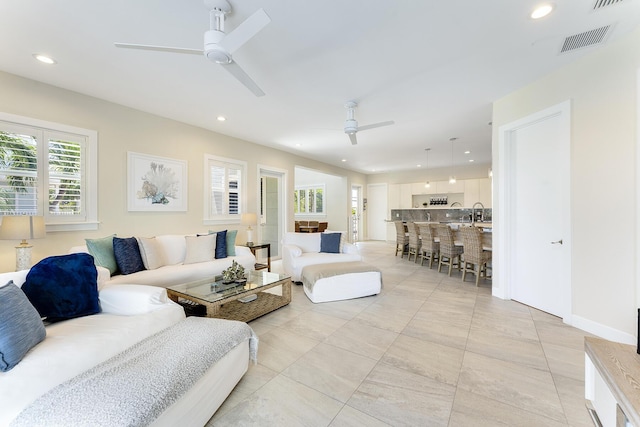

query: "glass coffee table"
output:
166 270 291 322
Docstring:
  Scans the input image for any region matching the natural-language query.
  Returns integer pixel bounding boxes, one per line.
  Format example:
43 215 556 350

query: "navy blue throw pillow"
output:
320 233 341 254
113 236 146 275
215 230 228 259
22 253 100 322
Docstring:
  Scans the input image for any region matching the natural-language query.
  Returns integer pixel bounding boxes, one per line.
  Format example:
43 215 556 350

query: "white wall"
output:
492 28 640 340
0 71 366 272
294 167 348 231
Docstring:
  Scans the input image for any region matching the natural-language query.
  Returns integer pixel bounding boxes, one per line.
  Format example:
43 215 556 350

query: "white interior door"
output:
503 102 571 318
367 183 388 241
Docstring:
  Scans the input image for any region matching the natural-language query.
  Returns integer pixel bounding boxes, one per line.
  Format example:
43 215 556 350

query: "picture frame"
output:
127 152 188 212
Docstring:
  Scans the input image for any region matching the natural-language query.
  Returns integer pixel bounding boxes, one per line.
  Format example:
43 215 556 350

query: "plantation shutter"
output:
48 136 83 216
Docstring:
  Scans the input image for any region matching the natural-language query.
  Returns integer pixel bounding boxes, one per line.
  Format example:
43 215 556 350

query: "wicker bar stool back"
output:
436 225 463 276
418 223 440 268
394 221 409 257
459 226 492 286
407 222 421 262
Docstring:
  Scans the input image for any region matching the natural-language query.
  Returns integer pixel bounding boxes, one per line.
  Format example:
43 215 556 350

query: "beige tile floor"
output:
207 241 593 426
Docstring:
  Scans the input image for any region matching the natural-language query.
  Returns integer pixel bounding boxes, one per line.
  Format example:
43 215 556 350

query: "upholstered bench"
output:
301 261 382 303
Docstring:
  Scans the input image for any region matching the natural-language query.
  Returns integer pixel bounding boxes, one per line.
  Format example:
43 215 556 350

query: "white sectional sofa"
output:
282 231 362 282
0 269 256 427
71 234 256 289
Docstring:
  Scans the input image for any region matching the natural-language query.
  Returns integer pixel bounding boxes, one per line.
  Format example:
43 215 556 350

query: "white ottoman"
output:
301 261 382 303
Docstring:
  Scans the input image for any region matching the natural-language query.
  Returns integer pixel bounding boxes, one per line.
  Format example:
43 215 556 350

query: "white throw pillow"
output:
99 285 169 315
183 234 216 264
156 235 187 265
137 237 166 270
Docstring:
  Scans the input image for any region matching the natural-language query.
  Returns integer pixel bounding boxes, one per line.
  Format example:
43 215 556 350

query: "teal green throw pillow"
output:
85 234 118 275
226 230 238 256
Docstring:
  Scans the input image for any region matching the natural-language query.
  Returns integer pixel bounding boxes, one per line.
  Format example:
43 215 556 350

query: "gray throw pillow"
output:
0 281 46 372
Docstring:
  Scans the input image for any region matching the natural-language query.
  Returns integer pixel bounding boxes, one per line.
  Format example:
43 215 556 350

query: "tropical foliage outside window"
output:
0 114 98 230
294 185 324 215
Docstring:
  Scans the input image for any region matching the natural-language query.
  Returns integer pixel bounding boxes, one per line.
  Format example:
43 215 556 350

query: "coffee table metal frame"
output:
166 271 292 322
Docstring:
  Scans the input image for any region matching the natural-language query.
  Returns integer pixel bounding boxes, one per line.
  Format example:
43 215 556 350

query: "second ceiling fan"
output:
343 101 394 145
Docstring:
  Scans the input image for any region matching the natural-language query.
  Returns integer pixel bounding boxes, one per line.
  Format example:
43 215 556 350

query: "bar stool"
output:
394 221 409 257
459 226 492 286
436 225 463 276
417 223 439 268
407 222 421 262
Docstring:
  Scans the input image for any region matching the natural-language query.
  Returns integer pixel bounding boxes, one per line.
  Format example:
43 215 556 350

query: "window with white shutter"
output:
204 154 246 224
0 113 98 231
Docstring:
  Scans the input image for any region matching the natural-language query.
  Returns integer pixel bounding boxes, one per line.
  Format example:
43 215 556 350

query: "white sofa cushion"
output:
183 234 216 264
284 232 321 253
156 235 187 265
137 237 166 270
99 285 170 315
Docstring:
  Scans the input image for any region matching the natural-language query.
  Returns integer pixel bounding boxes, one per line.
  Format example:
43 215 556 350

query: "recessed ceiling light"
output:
464 150 471 154
417 164 422 168
469 159 475 162
33 54 56 65
295 143 301 147
531 4 553 19
341 159 347 162
216 116 226 122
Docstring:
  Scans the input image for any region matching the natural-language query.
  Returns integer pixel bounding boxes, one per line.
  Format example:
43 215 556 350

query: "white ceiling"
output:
1 0 639 175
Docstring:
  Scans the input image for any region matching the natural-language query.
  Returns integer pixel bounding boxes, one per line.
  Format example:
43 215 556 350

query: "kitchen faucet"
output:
472 202 485 222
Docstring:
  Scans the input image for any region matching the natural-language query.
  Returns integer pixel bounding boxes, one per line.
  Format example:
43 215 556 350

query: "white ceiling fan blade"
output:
221 61 265 97
357 120 395 132
220 8 271 54
115 42 203 56
348 133 358 145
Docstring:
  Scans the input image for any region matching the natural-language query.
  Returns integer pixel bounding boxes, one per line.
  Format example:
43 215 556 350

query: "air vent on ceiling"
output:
560 25 611 53
593 0 624 10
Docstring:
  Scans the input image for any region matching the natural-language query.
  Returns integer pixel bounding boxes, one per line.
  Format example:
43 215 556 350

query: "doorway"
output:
495 100 571 320
258 167 287 259
351 185 363 242
367 183 388 241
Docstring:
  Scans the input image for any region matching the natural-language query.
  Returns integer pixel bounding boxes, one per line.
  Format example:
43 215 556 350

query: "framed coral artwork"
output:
127 152 188 212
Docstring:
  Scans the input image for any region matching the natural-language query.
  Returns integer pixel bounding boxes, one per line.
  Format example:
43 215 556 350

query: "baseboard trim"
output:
571 315 636 345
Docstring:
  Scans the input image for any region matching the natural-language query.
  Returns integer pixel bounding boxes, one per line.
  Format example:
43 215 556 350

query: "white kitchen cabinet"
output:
478 178 492 207
463 179 479 207
411 182 431 195
399 184 413 208
388 184 401 210
437 179 465 194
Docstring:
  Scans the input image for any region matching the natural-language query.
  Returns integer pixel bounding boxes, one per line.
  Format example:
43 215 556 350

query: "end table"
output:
246 243 271 272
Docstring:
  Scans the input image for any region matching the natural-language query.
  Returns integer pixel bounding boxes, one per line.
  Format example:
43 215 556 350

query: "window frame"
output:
294 184 325 216
0 112 98 232
203 154 247 225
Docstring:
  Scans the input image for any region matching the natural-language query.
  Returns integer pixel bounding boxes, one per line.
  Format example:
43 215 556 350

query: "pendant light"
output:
449 137 457 184
424 148 431 188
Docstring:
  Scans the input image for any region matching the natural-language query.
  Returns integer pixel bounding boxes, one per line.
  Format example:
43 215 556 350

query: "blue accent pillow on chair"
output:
320 233 341 253
113 236 146 275
215 230 228 259
0 282 46 372
22 253 100 322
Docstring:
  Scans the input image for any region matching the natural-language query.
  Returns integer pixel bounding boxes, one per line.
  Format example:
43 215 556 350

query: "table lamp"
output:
0 215 46 271
241 213 257 246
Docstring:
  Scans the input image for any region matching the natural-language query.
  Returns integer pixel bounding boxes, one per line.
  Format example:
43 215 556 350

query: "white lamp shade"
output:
241 213 257 226
0 216 46 241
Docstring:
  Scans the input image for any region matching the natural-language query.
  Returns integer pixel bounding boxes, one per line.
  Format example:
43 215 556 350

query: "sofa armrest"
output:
342 242 360 255
99 284 174 315
282 244 302 279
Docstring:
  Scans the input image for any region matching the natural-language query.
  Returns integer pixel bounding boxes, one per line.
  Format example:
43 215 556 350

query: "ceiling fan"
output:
114 0 270 97
343 101 394 145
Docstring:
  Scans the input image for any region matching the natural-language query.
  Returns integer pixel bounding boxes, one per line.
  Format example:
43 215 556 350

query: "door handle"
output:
551 239 563 245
